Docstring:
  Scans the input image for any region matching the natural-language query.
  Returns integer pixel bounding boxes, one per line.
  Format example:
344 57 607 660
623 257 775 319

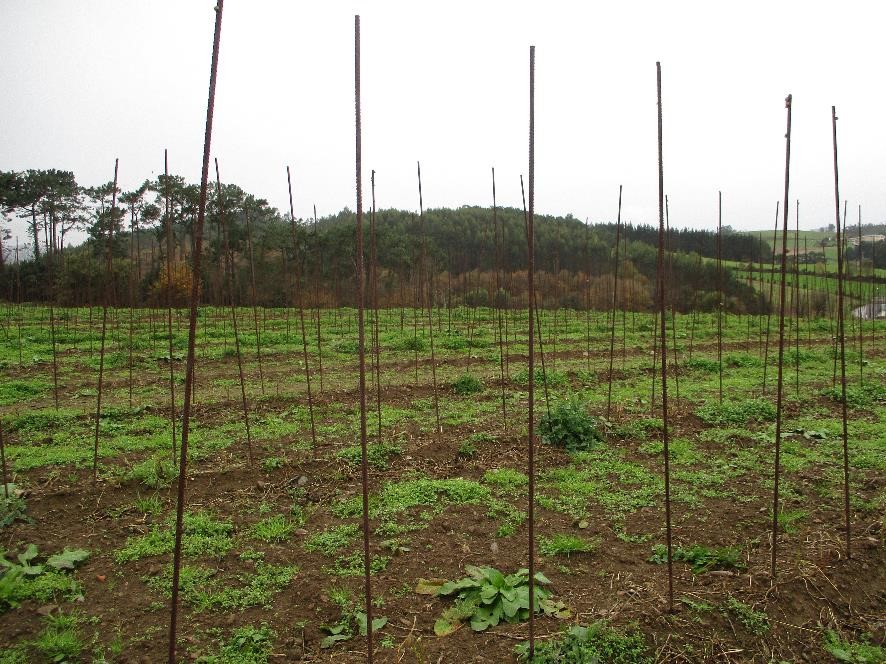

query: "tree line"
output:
0 168 771 313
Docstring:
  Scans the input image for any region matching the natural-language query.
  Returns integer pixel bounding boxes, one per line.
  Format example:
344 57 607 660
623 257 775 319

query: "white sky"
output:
1 0 884 249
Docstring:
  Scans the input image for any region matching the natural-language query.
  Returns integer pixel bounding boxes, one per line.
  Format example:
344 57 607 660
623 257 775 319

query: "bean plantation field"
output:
0 305 883 663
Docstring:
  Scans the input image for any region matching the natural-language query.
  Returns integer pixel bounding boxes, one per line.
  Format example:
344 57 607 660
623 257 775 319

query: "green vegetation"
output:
451 374 484 395
723 596 769 635
304 524 360 556
539 400 603 452
147 562 297 612
539 534 599 557
116 511 233 563
196 623 275 664
1 545 89 611
423 566 568 636
823 630 886 664
696 398 776 426
33 612 84 663
336 441 402 469
516 623 652 663
250 515 294 543
649 543 745 573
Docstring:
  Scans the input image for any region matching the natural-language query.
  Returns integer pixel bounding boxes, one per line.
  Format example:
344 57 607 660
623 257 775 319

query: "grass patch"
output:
336 442 402 469
250 515 294 543
116 511 233 563
304 524 360 556
697 398 776 426
539 534 599 557
649 543 745 573
450 374 484 395
516 622 651 663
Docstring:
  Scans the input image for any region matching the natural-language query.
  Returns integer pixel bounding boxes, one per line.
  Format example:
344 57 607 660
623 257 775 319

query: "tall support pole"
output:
215 159 253 466
417 163 441 433
354 16 375 662
771 94 792 581
93 159 119 484
168 3 223 660
311 206 324 393
655 61 674 613
526 44 537 659
794 200 801 396
492 167 508 434
163 151 178 465
606 185 623 419
244 203 265 395
286 168 317 448
370 172 383 443
717 191 723 404
831 106 851 560
857 205 864 385
762 202 779 395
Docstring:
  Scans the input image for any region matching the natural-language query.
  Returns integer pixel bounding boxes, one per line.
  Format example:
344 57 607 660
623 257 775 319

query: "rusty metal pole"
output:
527 43 537 658
370 171 383 443
286 168 317 448
831 106 851 560
655 61 674 613
168 2 223 660
163 151 178 465
717 191 723 404
492 167 508 434
606 185 623 419
762 202 779 395
243 203 265 395
312 205 324 393
354 16 375 662
417 163 441 433
93 159 119 484
0 422 8 499
214 159 253 466
771 94 792 581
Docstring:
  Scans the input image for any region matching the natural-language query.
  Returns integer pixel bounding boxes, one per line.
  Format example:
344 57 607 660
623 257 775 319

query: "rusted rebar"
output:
771 94 792 581
606 185 623 419
163 151 177 465
0 422 8 499
243 202 265 395
215 159 253 466
655 61 674 613
492 167 508 434
762 202 779 395
286 167 317 448
312 205 324 393
717 191 723 404
168 3 223 660
527 44 537 658
354 15 375 662
831 105 851 560
370 171 382 443
417 162 441 433
93 158 119 485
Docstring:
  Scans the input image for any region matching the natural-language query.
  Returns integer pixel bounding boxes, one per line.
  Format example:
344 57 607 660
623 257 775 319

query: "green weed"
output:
539 534 599 557
539 400 603 452
250 515 294 543
516 622 651 663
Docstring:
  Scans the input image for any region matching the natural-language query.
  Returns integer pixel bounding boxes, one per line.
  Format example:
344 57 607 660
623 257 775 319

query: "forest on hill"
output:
0 168 771 312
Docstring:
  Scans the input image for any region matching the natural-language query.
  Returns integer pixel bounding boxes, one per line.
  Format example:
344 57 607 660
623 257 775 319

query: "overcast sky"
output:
1 0 884 249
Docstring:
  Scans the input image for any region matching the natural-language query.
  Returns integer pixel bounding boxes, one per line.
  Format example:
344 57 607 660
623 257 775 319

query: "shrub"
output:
451 374 484 395
539 401 603 452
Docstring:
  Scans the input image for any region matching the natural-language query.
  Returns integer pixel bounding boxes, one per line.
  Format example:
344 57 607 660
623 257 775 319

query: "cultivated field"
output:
0 305 883 663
